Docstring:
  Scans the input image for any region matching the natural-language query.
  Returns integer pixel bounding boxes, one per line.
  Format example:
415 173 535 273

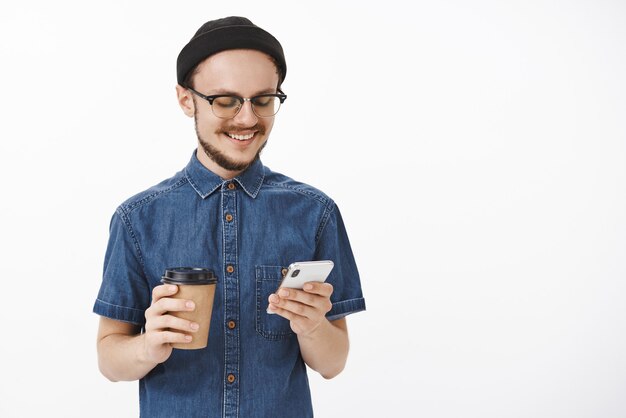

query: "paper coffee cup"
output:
161 267 217 350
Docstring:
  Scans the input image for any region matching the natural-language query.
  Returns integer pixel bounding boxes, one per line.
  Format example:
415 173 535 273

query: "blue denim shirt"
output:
93 151 366 418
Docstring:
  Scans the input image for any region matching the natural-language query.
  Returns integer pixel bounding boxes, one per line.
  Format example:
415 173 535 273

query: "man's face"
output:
181 49 280 178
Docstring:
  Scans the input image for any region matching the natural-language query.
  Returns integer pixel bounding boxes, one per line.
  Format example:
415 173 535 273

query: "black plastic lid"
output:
161 267 217 285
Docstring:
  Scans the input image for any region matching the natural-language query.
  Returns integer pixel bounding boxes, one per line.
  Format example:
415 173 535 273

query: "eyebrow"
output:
208 88 277 96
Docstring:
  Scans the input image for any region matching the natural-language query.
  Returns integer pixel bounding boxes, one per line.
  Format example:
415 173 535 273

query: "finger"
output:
302 282 334 298
276 288 317 307
152 284 179 303
276 288 332 314
147 297 195 317
270 295 317 319
146 314 200 333
156 330 193 345
267 303 306 323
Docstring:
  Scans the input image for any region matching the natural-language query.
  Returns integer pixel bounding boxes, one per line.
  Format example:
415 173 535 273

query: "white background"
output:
1 1 625 417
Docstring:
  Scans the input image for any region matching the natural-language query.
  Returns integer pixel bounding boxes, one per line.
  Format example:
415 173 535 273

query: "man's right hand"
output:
96 284 199 381
142 284 199 364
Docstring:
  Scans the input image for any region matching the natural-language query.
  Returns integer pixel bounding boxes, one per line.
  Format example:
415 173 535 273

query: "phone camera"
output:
292 269 300 277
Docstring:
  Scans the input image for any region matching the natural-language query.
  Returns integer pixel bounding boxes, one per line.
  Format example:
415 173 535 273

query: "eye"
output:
252 96 273 107
213 96 241 109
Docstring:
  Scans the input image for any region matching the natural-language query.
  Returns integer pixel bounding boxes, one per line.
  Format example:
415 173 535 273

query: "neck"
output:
195 148 243 180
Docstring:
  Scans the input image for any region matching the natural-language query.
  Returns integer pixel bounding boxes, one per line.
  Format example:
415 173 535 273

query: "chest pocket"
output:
255 265 295 340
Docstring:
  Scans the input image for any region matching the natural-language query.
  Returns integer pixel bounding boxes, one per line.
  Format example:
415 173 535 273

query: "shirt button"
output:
226 265 234 274
281 268 288 277
227 320 236 329
227 183 236 190
225 213 233 222
227 374 236 383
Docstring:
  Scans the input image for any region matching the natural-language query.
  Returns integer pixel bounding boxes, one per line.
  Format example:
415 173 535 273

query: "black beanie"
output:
176 16 287 87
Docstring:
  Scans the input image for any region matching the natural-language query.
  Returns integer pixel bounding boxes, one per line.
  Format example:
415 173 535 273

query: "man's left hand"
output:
267 282 334 337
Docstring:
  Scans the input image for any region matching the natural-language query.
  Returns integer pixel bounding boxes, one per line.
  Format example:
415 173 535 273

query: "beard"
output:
194 107 267 173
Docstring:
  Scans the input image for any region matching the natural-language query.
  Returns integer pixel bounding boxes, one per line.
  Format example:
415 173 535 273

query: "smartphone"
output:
278 260 334 290
267 260 334 314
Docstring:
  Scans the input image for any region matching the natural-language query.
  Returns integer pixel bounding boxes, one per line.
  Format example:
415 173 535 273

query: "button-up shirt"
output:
93 151 366 418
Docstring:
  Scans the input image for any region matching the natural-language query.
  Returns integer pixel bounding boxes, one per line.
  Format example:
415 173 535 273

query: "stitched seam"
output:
186 169 222 198
232 190 240 414
255 266 293 339
94 298 145 313
185 169 204 197
238 169 265 198
263 180 330 206
115 207 148 280
124 177 189 212
220 190 229 400
328 298 366 318
331 297 365 307
314 201 335 245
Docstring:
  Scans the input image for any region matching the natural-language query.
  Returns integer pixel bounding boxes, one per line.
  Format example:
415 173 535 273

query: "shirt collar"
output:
184 150 265 199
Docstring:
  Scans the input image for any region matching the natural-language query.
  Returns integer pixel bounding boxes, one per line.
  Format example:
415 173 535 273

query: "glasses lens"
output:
252 95 281 117
212 96 242 118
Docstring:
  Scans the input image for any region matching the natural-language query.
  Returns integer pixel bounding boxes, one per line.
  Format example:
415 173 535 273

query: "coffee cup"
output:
161 267 217 350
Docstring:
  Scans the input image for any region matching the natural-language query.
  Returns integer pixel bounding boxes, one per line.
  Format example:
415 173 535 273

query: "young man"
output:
94 16 365 418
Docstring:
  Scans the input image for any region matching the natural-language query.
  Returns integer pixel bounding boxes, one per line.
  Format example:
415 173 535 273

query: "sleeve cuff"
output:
93 298 146 325
327 297 366 321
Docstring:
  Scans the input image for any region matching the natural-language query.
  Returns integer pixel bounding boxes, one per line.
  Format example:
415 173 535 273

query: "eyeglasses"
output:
187 87 287 119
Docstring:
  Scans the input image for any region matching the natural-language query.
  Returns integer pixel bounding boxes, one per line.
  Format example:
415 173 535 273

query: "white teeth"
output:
227 133 254 141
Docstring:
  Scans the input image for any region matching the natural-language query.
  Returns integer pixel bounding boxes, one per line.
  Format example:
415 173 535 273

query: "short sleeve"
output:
92 208 150 325
315 203 366 321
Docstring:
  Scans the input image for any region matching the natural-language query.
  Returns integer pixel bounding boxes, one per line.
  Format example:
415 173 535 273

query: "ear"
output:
176 84 195 118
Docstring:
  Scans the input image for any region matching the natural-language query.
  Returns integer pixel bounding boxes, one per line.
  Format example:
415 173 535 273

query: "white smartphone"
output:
278 260 334 290
267 260 334 314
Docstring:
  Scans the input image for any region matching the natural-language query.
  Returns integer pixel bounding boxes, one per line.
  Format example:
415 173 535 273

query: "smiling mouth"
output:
226 132 255 141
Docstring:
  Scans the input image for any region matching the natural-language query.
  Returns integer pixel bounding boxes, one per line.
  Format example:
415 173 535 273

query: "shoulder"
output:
262 166 335 210
116 169 190 216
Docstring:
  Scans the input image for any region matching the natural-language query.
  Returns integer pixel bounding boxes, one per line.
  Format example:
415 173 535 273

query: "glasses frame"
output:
187 87 287 119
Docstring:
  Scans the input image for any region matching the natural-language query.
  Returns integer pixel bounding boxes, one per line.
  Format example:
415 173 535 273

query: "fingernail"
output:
186 301 195 309
278 289 289 297
269 294 279 303
185 335 192 341
190 323 199 330
303 283 313 291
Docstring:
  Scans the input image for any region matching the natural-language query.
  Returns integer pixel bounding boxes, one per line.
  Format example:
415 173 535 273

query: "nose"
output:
232 99 258 126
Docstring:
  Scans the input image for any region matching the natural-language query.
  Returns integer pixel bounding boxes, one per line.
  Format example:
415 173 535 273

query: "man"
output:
94 16 365 418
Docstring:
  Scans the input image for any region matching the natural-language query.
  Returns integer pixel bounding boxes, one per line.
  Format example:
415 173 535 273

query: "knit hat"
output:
177 16 287 86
